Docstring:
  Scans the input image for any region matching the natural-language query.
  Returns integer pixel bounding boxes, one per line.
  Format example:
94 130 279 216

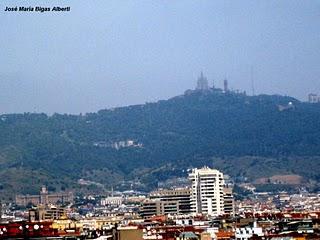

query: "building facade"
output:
149 188 191 214
141 188 191 218
140 199 180 218
29 205 66 221
16 186 73 206
101 196 123 207
223 187 235 216
308 93 320 103
189 167 225 216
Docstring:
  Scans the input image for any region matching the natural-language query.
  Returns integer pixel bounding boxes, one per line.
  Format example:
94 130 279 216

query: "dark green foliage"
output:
233 185 252 200
254 184 296 193
0 91 320 198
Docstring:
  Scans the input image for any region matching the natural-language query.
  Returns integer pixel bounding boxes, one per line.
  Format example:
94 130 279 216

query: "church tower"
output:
196 71 209 91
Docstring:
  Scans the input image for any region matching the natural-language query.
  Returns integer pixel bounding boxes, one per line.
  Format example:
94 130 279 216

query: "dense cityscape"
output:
0 166 320 240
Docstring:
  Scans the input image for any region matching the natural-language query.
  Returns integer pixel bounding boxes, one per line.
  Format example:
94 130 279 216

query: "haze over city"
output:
0 0 319 114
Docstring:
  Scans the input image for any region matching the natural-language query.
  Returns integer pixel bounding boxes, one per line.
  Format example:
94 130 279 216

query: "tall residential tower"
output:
189 167 224 216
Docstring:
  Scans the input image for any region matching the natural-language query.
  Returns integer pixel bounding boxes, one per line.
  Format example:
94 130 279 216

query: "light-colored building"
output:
141 188 191 218
117 226 143 240
29 205 66 221
16 186 73 206
149 188 191 214
101 196 123 207
189 167 225 216
235 222 263 240
140 199 179 218
308 93 320 103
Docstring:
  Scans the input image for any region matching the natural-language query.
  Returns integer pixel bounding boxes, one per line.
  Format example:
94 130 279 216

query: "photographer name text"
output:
4 6 70 13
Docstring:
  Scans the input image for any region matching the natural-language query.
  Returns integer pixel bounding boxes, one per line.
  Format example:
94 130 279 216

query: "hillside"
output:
1 90 320 199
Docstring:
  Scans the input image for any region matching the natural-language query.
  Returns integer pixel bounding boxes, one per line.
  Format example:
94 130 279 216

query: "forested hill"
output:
1 90 320 199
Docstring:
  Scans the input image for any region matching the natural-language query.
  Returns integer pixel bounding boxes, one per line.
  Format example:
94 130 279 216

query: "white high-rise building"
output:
188 167 224 216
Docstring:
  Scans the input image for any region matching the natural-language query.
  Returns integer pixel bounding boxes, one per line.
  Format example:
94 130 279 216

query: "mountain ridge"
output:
1 90 320 200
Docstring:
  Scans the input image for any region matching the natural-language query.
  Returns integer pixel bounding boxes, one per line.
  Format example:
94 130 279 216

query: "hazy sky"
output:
0 0 319 114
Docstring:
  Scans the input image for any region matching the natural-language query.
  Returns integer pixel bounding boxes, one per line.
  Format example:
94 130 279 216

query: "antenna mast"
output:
251 66 255 96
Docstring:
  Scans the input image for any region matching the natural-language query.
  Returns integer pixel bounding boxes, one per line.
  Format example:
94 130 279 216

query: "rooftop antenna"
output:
224 78 228 92
251 66 255 96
